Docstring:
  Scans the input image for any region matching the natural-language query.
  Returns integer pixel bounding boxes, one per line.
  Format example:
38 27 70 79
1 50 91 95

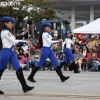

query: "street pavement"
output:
0 70 100 100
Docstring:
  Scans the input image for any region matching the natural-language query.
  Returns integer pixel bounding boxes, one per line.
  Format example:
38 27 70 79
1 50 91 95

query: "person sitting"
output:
42 58 53 71
19 53 31 70
90 51 99 71
21 43 29 54
30 43 36 55
81 45 90 57
73 48 85 71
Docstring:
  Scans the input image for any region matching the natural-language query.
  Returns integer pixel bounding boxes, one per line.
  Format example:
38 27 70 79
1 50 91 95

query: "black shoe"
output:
74 70 80 73
27 77 36 82
22 85 34 93
0 90 4 94
61 76 70 82
27 67 40 83
56 66 70 82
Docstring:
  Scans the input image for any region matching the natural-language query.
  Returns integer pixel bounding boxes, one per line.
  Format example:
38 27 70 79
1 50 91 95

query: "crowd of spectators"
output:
7 32 100 72
6 16 100 72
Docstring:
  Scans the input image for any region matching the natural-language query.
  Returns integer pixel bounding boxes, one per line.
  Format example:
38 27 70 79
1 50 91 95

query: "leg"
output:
42 61 50 71
48 51 70 82
95 63 99 71
49 61 53 71
66 49 80 73
0 70 4 94
33 60 39 67
60 49 70 69
91 63 96 70
77 60 82 71
0 51 9 94
60 56 68 70
26 60 30 70
9 53 34 92
28 48 49 82
71 61 80 73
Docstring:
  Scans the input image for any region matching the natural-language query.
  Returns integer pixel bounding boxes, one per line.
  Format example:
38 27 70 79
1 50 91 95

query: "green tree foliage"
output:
31 9 58 23
0 0 59 23
23 0 59 23
0 0 30 17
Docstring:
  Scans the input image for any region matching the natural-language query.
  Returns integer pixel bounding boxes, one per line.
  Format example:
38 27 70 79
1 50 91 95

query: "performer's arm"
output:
4 31 26 44
43 33 59 44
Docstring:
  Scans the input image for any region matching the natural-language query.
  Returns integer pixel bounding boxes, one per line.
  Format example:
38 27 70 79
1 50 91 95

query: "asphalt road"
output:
0 70 100 100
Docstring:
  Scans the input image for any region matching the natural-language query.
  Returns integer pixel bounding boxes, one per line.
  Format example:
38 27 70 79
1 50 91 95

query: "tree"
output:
22 0 59 23
0 0 59 23
0 0 30 17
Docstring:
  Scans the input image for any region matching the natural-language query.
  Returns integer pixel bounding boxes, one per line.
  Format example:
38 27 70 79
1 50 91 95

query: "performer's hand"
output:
59 39 63 42
26 40 31 44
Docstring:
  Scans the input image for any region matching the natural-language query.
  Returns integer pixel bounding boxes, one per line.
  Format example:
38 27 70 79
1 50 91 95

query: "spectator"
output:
74 39 81 47
30 43 36 55
73 48 85 71
42 58 53 71
81 45 89 57
90 51 99 71
86 38 95 51
18 49 24 60
72 34 77 43
92 46 99 53
29 37 36 45
26 54 40 73
24 53 31 70
21 43 29 54
19 55 27 69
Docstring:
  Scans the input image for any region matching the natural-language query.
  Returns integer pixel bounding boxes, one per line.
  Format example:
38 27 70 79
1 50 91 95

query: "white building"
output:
50 0 100 31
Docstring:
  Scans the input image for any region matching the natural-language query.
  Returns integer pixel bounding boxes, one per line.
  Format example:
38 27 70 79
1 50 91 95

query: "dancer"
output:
0 16 34 94
60 30 80 73
28 22 70 82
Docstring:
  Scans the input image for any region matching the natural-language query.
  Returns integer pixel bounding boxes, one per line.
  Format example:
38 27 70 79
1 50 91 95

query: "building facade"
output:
51 0 100 31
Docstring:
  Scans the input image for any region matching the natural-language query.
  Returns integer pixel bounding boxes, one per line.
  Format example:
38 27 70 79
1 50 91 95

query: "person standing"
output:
60 30 80 73
0 16 34 94
27 22 70 82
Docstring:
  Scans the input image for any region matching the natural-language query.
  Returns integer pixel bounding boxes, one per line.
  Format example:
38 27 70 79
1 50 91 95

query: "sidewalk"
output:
0 70 100 100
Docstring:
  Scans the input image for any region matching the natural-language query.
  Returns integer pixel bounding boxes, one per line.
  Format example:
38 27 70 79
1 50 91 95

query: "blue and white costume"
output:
28 22 70 82
36 30 59 68
0 29 26 70
0 16 34 94
63 31 74 63
60 31 80 73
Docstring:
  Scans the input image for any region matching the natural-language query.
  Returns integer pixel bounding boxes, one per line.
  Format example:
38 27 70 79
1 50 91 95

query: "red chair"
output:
86 53 91 63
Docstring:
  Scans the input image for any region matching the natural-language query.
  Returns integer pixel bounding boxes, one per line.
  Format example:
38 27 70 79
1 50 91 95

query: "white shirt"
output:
21 45 29 52
1 29 26 48
42 32 59 47
65 38 74 49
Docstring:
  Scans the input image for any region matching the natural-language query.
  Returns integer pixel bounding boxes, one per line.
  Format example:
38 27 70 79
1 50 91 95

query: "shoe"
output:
0 90 4 94
56 66 70 82
27 67 40 82
27 77 36 82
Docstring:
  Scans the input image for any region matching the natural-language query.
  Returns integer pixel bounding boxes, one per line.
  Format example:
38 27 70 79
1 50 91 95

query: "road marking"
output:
1 94 100 99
